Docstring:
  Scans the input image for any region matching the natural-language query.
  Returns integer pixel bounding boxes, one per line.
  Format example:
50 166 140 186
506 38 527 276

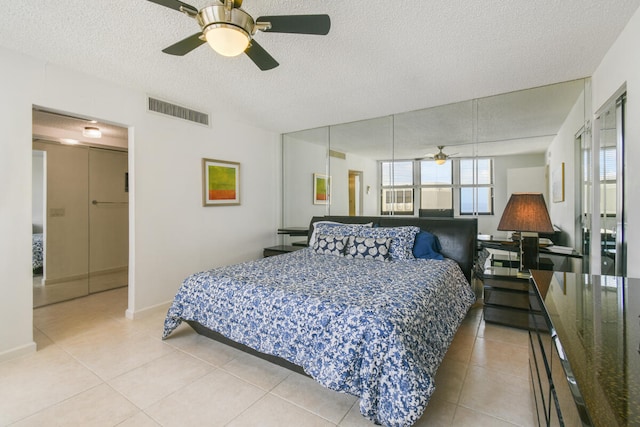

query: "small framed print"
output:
313 173 331 205
202 158 240 206
552 162 565 203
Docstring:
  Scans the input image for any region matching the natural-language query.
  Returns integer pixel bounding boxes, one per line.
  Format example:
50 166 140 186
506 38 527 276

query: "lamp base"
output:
520 232 540 272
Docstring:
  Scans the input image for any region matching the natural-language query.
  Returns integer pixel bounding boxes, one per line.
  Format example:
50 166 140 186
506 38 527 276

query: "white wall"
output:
329 152 379 216
282 137 329 230
282 136 380 235
345 152 379 216
547 90 586 248
479 153 546 237
31 151 45 233
0 46 280 360
591 6 640 278
0 49 40 360
506 167 546 196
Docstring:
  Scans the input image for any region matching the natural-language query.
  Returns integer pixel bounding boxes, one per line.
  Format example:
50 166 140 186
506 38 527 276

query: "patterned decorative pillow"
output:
312 234 349 256
311 222 372 246
344 236 392 261
355 226 421 260
308 221 344 247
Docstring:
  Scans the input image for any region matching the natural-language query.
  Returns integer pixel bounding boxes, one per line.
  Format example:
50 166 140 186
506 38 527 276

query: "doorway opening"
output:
348 170 364 216
32 108 129 307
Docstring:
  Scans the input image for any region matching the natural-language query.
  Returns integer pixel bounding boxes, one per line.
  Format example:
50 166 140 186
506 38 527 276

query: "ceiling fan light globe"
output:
435 158 446 165
204 25 250 56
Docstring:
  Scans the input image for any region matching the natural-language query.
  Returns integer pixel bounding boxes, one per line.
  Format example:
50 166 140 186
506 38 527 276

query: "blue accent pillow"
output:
355 226 420 260
312 234 349 256
344 236 392 261
412 231 444 260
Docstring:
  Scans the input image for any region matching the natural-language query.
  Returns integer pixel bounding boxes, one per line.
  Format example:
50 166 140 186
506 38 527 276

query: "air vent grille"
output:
329 150 346 159
147 97 209 126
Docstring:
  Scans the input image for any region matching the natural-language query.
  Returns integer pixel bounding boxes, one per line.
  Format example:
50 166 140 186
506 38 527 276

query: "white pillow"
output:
308 221 373 247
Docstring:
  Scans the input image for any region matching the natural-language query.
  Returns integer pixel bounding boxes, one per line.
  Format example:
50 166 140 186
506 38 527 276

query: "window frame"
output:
379 157 494 216
458 157 494 216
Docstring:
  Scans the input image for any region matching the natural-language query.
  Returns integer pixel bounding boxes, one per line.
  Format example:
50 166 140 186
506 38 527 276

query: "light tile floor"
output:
1 288 534 426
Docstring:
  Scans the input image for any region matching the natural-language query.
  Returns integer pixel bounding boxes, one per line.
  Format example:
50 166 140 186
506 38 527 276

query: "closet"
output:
32 140 128 307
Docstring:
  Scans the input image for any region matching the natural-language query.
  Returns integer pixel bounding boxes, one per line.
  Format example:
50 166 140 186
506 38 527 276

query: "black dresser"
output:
529 270 640 426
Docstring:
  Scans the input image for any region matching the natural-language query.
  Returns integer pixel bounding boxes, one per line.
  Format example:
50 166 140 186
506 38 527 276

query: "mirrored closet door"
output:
594 92 627 276
32 108 129 307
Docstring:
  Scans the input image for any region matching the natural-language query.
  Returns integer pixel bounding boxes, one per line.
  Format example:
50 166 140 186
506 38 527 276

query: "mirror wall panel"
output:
328 116 393 216
393 100 474 160
393 100 474 218
282 78 588 245
282 127 329 232
32 140 90 306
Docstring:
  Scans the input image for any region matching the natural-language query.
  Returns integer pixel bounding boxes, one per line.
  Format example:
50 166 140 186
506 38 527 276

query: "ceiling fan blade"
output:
257 15 331 35
162 33 205 56
147 0 198 14
245 39 279 71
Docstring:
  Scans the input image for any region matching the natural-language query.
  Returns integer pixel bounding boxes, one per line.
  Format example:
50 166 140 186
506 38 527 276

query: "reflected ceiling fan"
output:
423 146 459 165
147 0 331 70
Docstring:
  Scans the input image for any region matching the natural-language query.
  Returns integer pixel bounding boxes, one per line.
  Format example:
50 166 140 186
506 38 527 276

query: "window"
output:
420 161 453 210
599 146 617 215
382 188 414 214
381 161 413 186
380 157 493 215
459 158 493 215
381 161 414 215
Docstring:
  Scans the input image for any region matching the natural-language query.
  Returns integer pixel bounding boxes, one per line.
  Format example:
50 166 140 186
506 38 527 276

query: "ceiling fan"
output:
147 0 331 70
423 146 459 165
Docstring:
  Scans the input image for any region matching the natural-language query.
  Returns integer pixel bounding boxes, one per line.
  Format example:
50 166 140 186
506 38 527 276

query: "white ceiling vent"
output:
147 97 209 126
329 150 346 159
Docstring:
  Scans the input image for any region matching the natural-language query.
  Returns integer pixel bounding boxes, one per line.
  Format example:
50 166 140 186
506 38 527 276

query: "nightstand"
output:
479 253 547 330
263 245 305 258
482 275 539 329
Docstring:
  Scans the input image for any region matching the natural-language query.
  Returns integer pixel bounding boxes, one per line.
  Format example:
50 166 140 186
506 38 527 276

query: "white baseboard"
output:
125 300 172 320
0 341 37 362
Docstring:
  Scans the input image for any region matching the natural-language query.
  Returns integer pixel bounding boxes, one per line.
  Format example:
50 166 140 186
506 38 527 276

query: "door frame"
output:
348 170 363 216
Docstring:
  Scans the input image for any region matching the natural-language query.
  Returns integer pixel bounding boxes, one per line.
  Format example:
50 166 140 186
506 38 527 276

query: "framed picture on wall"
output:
313 173 331 205
202 158 240 206
552 162 565 203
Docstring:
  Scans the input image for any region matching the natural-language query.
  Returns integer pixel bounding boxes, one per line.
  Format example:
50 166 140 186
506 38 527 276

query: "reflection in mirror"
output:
328 116 393 217
393 100 474 160
595 92 626 276
283 78 587 246
282 127 329 237
32 140 90 306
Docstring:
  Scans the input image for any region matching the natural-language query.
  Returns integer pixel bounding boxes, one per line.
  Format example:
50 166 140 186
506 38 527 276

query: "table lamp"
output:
497 193 554 275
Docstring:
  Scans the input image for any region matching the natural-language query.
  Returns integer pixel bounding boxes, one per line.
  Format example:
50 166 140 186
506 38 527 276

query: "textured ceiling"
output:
286 78 586 159
2 1 639 134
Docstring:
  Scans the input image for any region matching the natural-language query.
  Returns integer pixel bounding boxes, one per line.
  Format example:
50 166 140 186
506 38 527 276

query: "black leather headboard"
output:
308 216 478 283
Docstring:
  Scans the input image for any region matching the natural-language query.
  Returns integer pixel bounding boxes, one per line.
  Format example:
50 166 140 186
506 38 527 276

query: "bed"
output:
32 232 43 273
162 216 477 426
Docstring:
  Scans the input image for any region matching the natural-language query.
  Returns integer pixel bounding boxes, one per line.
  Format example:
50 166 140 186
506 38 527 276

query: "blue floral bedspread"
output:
163 248 475 426
32 233 43 270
